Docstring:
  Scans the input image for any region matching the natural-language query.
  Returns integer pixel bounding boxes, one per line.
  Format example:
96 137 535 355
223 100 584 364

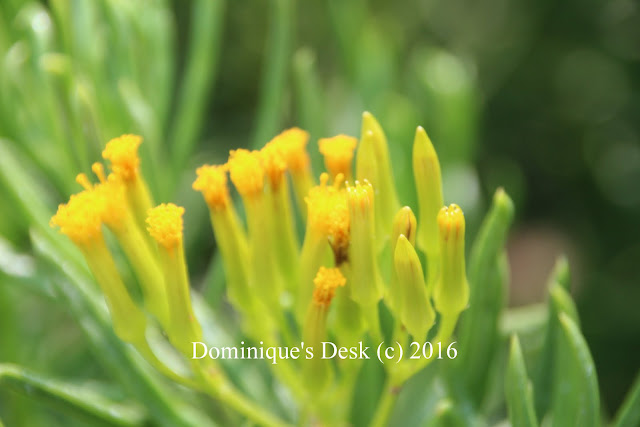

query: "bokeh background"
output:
0 0 638 424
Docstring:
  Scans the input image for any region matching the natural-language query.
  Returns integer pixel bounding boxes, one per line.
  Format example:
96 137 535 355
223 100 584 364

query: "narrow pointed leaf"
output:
613 372 640 427
0 364 146 426
533 264 579 418
552 313 599 427
506 335 539 427
455 188 514 404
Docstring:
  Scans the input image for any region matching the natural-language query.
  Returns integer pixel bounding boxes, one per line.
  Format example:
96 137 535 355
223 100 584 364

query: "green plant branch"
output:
195 361 292 427
370 313 460 427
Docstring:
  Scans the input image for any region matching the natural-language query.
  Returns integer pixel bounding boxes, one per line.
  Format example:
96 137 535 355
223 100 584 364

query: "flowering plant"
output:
38 112 599 426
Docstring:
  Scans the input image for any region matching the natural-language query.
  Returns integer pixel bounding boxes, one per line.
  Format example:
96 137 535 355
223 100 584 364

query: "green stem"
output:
196 362 291 427
365 303 383 342
403 313 459 382
133 339 200 390
371 313 460 427
370 377 403 427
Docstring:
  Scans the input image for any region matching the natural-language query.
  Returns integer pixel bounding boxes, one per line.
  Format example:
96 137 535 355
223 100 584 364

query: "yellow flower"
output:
269 128 314 217
146 203 185 250
305 173 349 264
318 135 357 180
102 134 143 182
260 140 288 191
147 203 202 357
50 189 105 246
192 164 230 211
101 134 154 232
228 149 265 198
312 267 346 308
271 127 311 174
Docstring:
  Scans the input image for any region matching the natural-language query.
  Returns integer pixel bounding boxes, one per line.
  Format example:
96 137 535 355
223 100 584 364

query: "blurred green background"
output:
0 0 638 424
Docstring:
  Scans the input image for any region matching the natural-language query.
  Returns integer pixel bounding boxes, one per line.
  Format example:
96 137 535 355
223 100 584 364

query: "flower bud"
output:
147 203 203 357
394 235 435 340
303 267 345 393
193 165 251 313
361 112 400 236
433 204 469 316
347 181 383 306
387 206 418 312
413 126 443 291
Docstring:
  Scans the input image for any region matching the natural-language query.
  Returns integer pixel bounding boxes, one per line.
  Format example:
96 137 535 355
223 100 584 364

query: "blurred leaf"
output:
388 364 448 427
327 0 367 85
500 303 548 337
505 335 539 427
613 371 640 427
532 264 579 419
251 0 293 148
551 313 599 427
424 398 470 427
351 359 384 427
0 364 146 426
169 0 225 175
293 48 325 142
31 230 216 427
455 188 514 405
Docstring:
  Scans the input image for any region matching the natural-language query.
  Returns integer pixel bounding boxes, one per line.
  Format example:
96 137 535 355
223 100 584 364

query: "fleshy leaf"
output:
455 188 514 405
506 335 539 427
551 313 600 427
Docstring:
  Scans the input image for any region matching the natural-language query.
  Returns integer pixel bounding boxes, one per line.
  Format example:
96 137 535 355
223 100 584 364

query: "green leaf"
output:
455 188 514 405
552 313 600 427
251 0 294 148
550 256 571 291
532 263 579 419
169 0 226 175
424 399 470 427
505 335 539 427
292 48 326 147
0 364 146 426
30 231 216 427
613 371 640 427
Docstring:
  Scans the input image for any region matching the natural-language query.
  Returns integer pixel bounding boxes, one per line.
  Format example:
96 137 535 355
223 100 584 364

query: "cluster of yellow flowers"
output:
50 112 470 426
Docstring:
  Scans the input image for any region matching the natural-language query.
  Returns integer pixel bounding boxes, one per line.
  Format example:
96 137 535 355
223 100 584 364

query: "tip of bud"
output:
494 187 514 212
146 203 185 250
347 180 374 216
392 206 417 247
413 126 437 159
437 204 465 241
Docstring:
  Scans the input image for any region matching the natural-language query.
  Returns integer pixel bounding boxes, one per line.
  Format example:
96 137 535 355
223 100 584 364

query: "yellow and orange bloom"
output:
318 134 357 181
